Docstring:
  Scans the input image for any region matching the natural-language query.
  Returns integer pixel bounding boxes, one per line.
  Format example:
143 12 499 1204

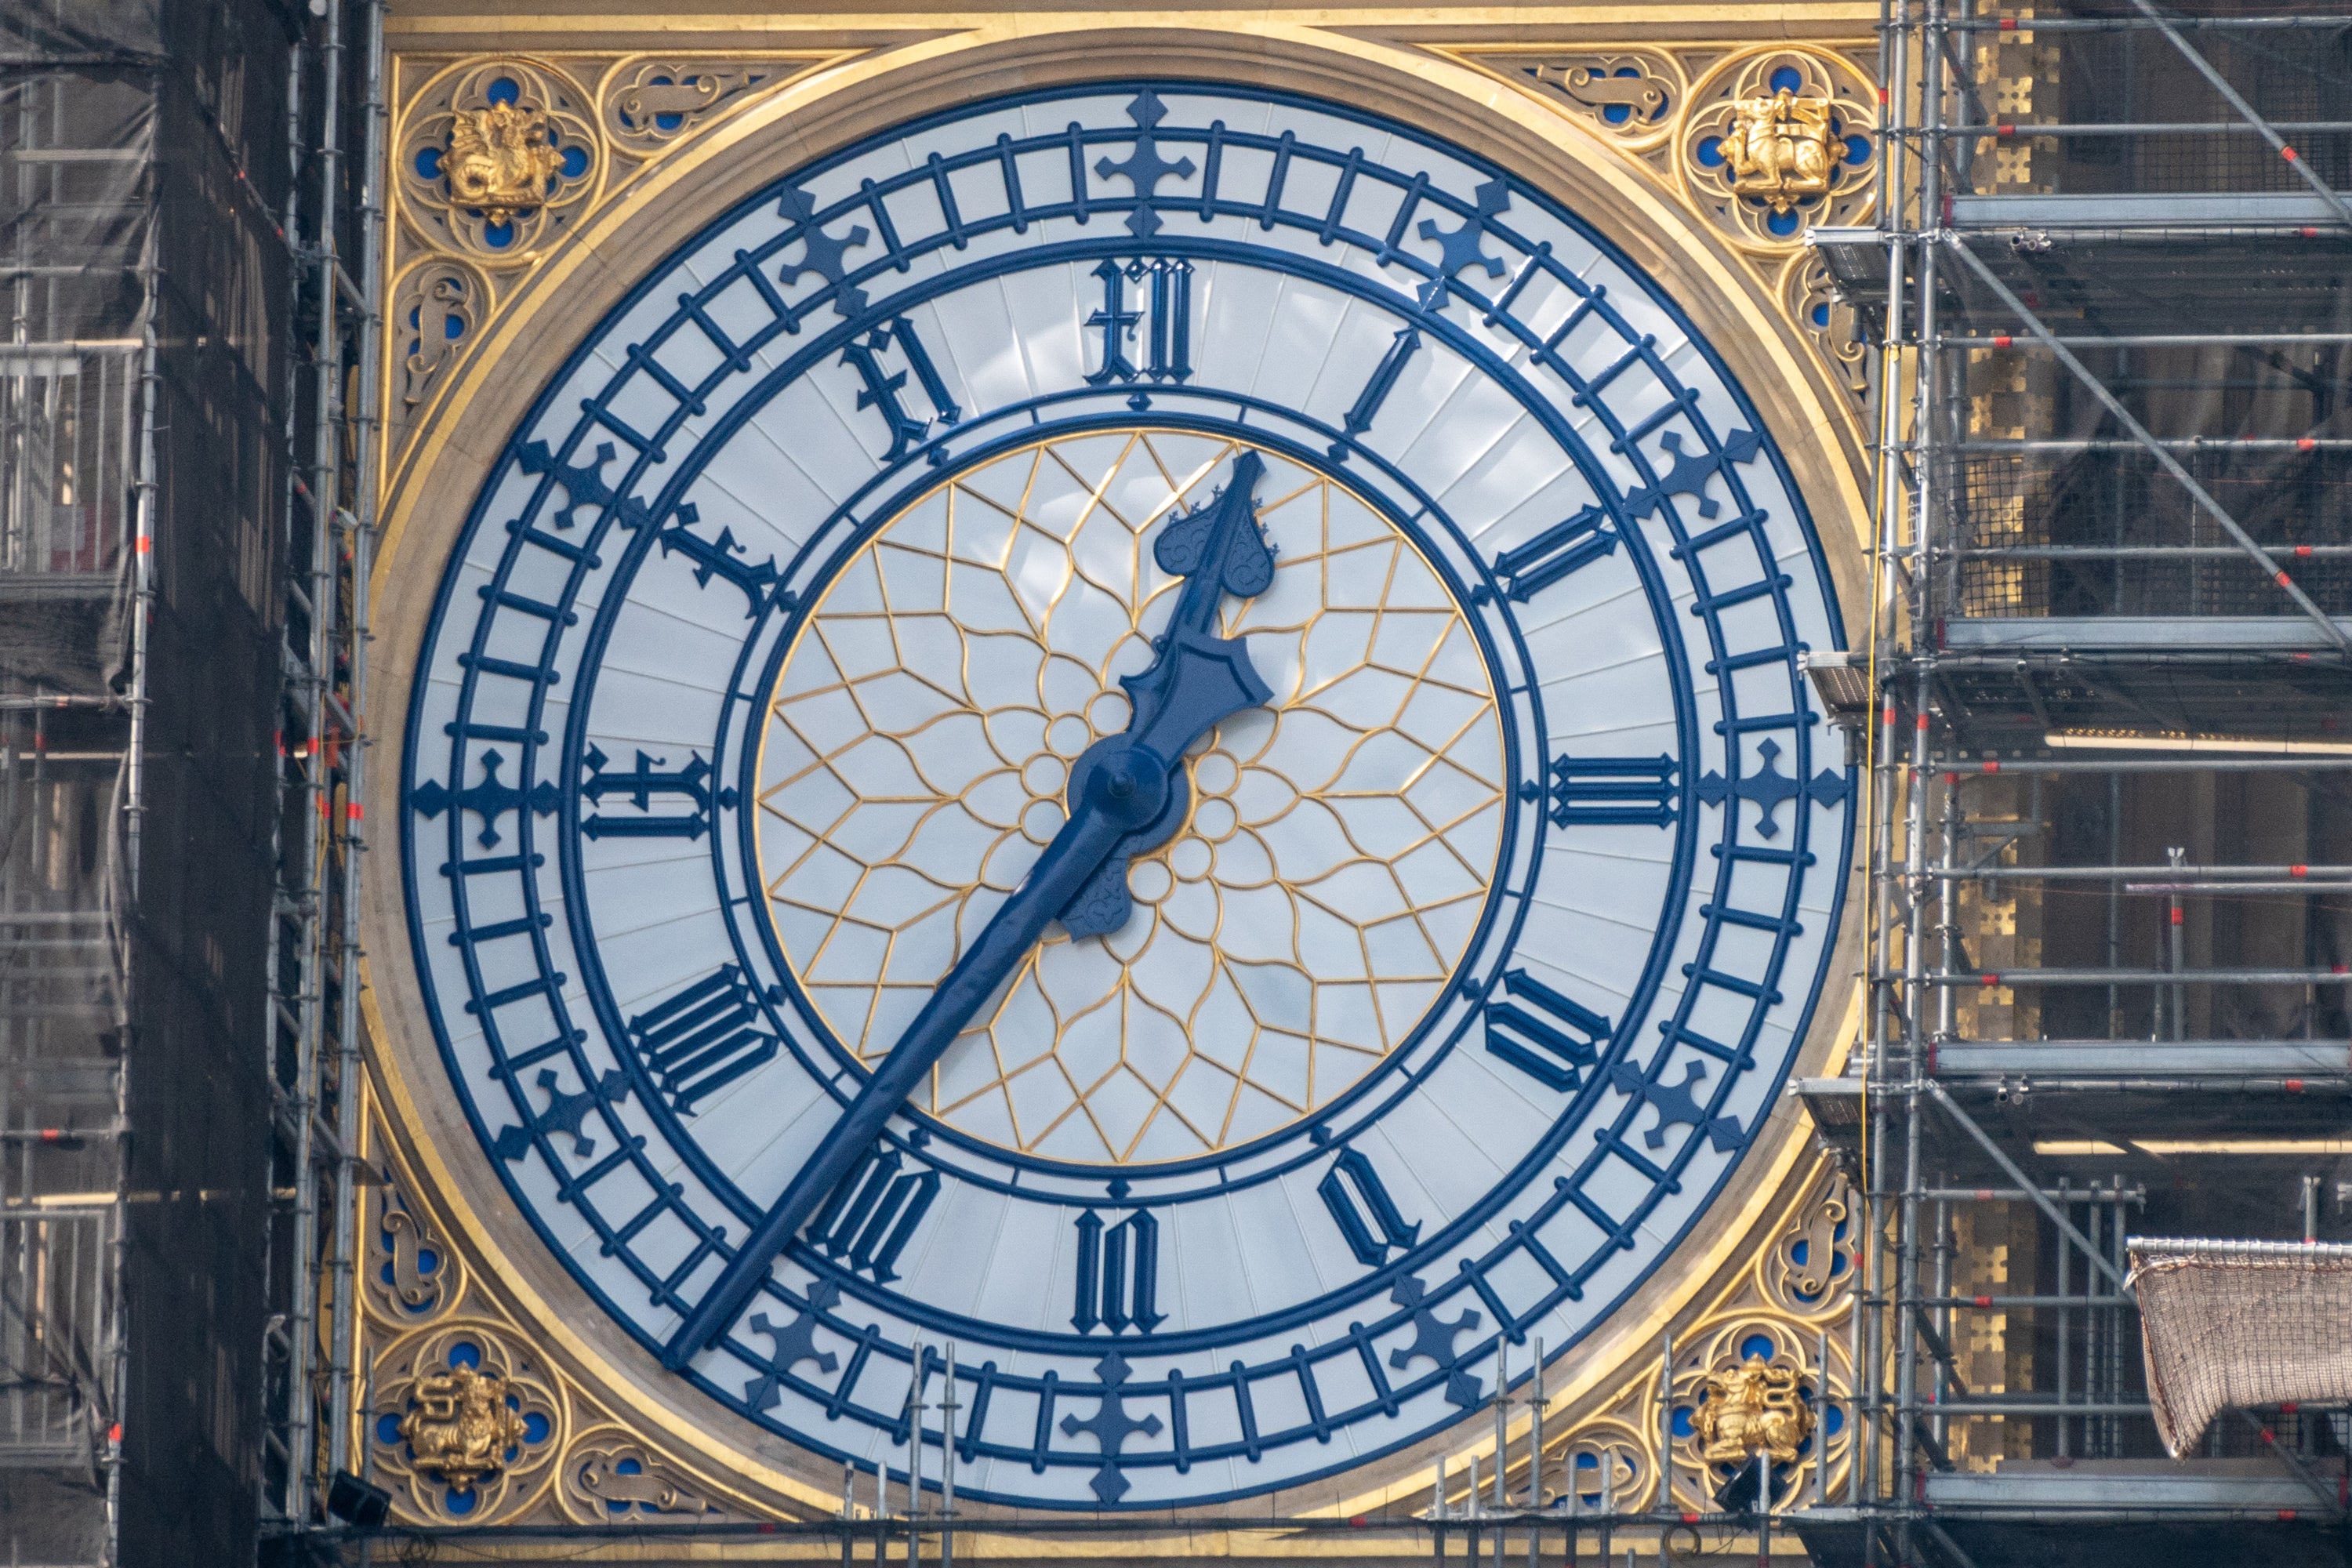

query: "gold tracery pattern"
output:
756 432 1504 1165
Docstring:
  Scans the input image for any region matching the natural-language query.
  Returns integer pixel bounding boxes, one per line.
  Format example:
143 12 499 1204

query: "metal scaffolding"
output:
256 0 383 1544
1805 3 2352 1563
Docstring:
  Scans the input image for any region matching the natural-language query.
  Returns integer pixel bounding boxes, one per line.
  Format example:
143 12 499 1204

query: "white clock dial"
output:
397 82 1853 1509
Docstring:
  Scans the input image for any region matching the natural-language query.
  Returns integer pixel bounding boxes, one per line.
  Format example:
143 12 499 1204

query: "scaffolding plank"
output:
1939 1042 2351 1076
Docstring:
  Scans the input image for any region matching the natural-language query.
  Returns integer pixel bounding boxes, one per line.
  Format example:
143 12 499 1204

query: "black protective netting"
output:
0 1 290 1563
0 0 161 59
1950 448 2352 618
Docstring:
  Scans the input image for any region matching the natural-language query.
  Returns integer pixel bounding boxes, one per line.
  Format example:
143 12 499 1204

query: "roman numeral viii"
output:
804 1143 938 1285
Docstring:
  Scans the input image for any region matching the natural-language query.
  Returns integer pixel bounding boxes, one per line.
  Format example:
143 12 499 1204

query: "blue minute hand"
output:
662 452 1276 1367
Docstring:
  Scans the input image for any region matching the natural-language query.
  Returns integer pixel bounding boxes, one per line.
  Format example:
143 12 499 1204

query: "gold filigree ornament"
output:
1679 50 1878 250
597 57 778 159
1559 1420 1650 1511
557 1425 717 1522
371 1322 564 1523
367 1180 462 1323
1519 53 1685 148
1762 1167 1859 1315
389 257 486 415
1780 253 1871 406
397 60 601 265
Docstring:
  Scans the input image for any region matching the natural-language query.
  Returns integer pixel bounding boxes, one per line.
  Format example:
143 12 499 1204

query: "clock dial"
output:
759 430 1506 1165
399 83 1853 1508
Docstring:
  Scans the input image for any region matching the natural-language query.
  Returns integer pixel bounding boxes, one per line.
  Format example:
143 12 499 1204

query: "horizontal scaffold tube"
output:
1915 120 2352 135
1959 546 2352 558
1936 758 2352 774
1918 967 2352 985
1928 864 2352 880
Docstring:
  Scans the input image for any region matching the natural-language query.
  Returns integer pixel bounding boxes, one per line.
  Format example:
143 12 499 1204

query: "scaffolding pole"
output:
1849 0 2352 1554
257 0 384 1540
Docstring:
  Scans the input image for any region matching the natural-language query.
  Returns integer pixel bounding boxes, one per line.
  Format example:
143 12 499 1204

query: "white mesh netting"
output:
2127 1237 2352 1457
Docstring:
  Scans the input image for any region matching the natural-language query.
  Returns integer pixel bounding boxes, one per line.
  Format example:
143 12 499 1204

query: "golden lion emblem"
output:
445 103 564 227
1692 1354 1816 1465
1723 88 1835 215
397 1363 530 1489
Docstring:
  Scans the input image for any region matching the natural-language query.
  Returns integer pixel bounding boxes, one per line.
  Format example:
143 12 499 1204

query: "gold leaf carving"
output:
400 1364 532 1490
1692 1356 1817 1465
559 1426 719 1521
370 1321 565 1525
396 59 601 266
1679 49 1879 251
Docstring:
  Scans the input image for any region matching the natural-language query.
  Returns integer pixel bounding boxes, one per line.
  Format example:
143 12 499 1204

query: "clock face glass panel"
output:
760 430 1506 1165
399 83 1853 1509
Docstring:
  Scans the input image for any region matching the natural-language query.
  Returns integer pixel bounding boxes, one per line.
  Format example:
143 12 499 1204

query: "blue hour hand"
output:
1055 451 1277 938
659 452 1276 1368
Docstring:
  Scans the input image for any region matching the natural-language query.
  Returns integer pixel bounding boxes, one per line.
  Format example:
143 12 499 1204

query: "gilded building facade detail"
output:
362 16 1880 1543
1693 1356 1817 1465
1675 51 1878 251
1452 43 1879 413
371 1320 566 1523
1522 53 1682 143
356 1090 746 1527
382 49 846 466
398 59 602 262
1421 1163 1857 1516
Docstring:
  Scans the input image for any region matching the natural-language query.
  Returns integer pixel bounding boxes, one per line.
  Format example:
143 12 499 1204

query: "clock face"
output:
399 83 1853 1509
